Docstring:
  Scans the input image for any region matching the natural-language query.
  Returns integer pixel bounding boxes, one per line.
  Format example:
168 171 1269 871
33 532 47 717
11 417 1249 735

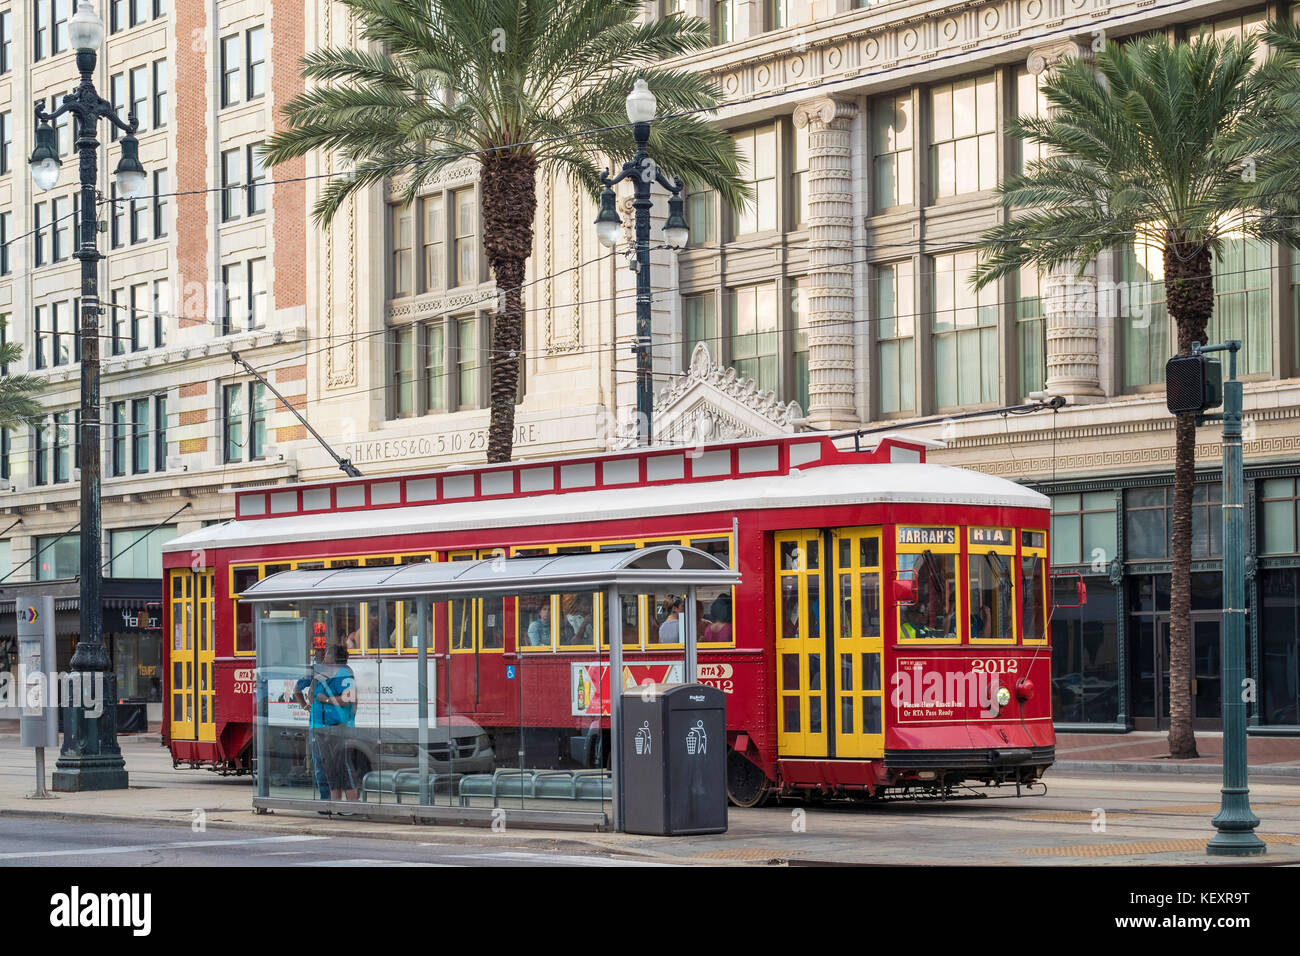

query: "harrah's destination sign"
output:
345 423 541 464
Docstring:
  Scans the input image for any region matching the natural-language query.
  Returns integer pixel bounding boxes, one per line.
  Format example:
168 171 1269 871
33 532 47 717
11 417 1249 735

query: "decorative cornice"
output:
654 342 805 429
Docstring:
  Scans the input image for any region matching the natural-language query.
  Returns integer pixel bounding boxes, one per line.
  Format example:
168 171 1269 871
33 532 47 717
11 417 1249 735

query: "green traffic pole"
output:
1206 340 1265 856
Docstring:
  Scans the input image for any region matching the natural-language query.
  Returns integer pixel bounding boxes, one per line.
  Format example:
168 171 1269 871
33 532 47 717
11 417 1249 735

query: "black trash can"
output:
620 683 727 835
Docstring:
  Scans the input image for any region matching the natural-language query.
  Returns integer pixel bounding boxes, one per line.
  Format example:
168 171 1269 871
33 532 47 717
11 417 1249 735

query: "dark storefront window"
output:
1051 579 1119 723
1125 484 1222 560
113 631 162 702
1127 572 1225 726
1260 568 1299 726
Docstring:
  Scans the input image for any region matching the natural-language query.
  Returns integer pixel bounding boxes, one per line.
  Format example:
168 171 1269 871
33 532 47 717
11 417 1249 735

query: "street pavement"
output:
0 734 1297 866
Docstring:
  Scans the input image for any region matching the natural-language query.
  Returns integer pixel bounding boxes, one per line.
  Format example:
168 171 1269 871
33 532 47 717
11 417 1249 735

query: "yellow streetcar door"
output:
775 531 829 758
831 528 885 759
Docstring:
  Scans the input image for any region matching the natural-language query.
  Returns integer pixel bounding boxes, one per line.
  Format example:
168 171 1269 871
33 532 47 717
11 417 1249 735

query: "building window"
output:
423 195 444 291
0 211 11 274
873 94 913 211
686 189 716 246
390 314 487 417
130 0 146 27
0 428 9 482
221 148 242 222
155 394 168 471
153 170 169 236
684 292 719 365
457 317 480 409
876 260 915 414
33 305 47 370
424 323 447 413
224 382 267 462
35 533 81 580
110 185 124 247
714 0 737 43
930 74 998 199
222 263 244 335
111 402 127 476
54 107 73 157
0 10 11 73
152 59 168 128
1209 234 1270 375
52 411 72 483
221 34 241 107
110 288 125 355
129 64 149 130
1125 484 1222 560
247 144 266 215
1016 265 1045 397
248 259 267 329
1259 568 1300 725
246 26 266 99
0 111 10 174
110 0 124 33
1120 240 1170 388
789 119 812 229
391 205 414 297
109 526 177 579
727 283 778 394
130 194 148 244
792 278 810 412
1051 492 1118 567
52 195 72 261
131 399 149 473
1260 478 1300 555
153 0 167 17
34 1 50 61
932 250 997 407
33 421 48 485
1014 68 1050 174
51 299 72 366
33 202 46 266
391 325 415 417
110 73 126 141
453 188 477 286
53 0 70 52
732 126 777 235
153 279 169 348
127 283 147 350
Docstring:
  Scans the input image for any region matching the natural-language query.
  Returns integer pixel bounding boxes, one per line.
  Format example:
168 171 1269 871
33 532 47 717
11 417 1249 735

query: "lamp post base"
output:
51 653 130 793
1207 790 1266 856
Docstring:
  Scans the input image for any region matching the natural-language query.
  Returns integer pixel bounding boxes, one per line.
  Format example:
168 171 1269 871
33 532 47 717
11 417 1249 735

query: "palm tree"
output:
973 32 1300 758
263 0 747 463
0 321 44 431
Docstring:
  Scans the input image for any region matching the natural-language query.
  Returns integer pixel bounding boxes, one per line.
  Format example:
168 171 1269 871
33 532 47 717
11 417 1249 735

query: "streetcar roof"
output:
238 545 740 602
165 462 1048 555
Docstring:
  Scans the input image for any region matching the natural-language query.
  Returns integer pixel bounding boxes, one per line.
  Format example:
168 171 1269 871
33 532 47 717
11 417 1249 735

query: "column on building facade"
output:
1026 42 1106 404
793 96 859 428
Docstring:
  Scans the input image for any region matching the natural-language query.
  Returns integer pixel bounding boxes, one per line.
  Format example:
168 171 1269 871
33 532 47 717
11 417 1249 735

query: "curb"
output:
1054 760 1300 777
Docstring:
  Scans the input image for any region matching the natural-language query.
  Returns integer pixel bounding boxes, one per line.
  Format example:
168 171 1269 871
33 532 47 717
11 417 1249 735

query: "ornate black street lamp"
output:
33 0 147 791
594 79 689 447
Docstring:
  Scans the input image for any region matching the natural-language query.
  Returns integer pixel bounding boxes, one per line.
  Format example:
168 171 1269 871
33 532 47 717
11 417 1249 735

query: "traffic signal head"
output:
1166 353 1223 415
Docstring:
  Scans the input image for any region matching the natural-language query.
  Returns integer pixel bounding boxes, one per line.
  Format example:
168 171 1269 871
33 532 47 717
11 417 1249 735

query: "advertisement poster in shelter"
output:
570 661 685 716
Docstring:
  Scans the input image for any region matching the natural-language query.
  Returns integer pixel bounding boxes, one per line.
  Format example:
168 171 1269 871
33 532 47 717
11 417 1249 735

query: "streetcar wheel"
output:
727 749 773 808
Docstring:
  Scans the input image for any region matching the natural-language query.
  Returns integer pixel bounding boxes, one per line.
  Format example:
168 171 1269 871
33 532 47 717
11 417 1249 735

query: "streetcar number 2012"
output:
970 659 1019 674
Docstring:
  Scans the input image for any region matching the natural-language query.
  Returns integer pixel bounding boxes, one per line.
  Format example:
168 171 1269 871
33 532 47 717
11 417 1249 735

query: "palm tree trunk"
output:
1163 240 1213 759
479 152 538 464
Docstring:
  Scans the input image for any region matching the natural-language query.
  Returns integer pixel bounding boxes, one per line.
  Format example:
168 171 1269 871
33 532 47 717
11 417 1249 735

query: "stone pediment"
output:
651 343 806 446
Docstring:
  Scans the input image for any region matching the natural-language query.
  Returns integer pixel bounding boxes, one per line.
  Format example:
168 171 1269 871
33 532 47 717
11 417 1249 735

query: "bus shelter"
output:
240 546 739 830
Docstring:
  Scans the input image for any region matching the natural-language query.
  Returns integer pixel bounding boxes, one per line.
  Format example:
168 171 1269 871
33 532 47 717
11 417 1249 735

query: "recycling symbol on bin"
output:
634 721 652 756
686 720 707 756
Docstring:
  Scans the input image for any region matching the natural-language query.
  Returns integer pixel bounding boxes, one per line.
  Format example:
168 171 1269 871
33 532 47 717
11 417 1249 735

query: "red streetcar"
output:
161 433 1060 803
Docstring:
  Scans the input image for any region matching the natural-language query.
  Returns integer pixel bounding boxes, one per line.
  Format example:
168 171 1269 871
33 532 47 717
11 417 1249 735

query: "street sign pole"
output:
1198 341 1264 856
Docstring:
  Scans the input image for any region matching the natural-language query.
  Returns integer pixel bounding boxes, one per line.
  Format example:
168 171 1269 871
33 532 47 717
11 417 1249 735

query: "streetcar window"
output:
232 566 260 654
557 591 597 647
519 594 553 650
699 587 732 644
897 551 956 639
450 600 474 651
363 556 396 566
1021 554 1047 641
649 592 686 646
481 596 505 650
969 551 1014 641
690 536 732 566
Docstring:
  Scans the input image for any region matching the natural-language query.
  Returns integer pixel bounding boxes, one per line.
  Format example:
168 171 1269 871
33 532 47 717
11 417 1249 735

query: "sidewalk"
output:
1055 731 1300 776
1 730 1297 865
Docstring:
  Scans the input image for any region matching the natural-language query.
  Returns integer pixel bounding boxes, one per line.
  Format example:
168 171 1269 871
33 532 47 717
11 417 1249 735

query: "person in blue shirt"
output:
526 601 551 647
293 644 330 800
315 643 358 801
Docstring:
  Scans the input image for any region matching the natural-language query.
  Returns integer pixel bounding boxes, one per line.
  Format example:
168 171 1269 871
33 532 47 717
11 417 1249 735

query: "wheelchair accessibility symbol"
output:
686 720 707 756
